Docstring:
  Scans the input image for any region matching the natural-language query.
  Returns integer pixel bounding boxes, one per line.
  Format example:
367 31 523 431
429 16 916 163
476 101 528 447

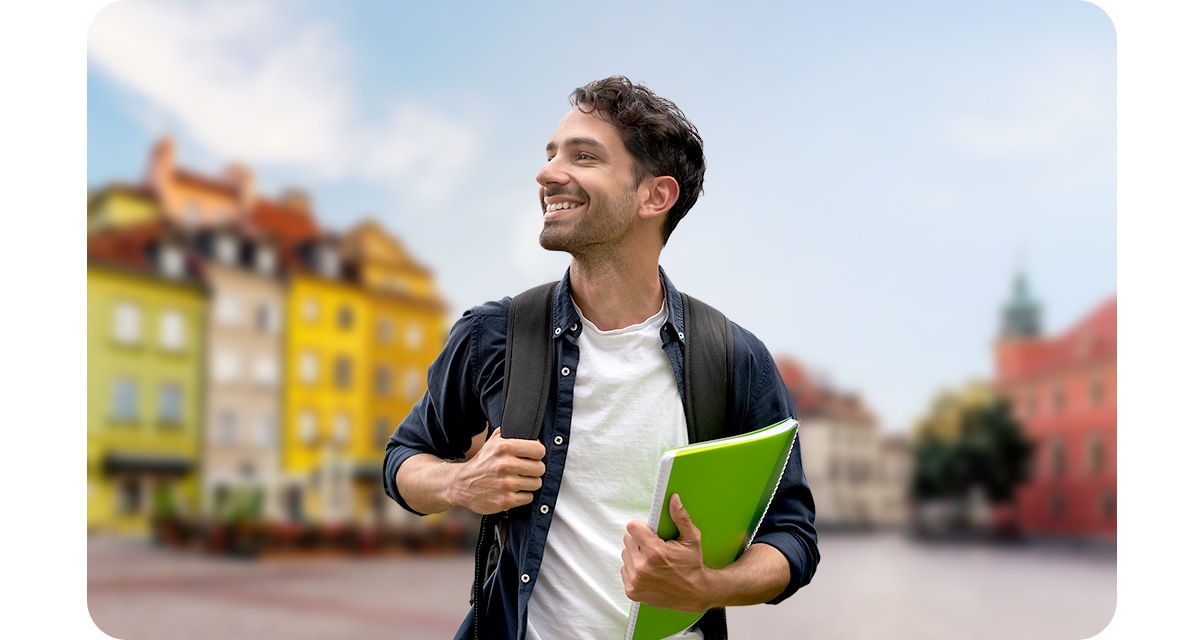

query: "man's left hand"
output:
620 493 714 612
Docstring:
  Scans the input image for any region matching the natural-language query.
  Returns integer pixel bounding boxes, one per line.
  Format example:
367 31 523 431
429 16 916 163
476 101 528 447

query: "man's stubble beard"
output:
539 189 638 256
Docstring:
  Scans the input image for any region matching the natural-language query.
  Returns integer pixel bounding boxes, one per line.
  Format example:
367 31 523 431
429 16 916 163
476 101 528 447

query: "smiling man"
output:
384 76 819 640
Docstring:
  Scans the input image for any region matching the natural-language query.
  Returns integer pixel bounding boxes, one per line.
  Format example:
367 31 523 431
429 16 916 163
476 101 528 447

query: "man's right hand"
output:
450 428 547 514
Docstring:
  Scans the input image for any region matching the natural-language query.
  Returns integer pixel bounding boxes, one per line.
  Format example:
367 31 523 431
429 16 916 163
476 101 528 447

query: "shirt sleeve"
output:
732 324 821 604
382 307 489 515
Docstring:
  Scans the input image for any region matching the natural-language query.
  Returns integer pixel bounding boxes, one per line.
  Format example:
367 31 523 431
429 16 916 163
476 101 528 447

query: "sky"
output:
85 0 1119 433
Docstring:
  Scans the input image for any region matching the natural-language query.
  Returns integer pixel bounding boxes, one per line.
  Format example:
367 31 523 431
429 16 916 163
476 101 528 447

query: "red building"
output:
993 272 1116 541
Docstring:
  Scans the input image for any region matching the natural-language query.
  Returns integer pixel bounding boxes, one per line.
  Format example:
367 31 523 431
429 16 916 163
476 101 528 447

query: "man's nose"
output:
535 156 567 188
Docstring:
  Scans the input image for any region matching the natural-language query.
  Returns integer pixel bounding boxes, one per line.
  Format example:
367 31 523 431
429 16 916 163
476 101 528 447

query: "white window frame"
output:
299 351 319 385
112 378 139 422
160 310 185 352
157 382 183 425
298 410 317 445
113 302 141 345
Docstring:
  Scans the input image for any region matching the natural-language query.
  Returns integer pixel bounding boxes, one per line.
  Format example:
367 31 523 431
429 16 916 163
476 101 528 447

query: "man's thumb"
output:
669 494 700 543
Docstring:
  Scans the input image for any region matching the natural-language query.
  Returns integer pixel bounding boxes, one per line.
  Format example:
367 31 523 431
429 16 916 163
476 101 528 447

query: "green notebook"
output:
625 417 799 640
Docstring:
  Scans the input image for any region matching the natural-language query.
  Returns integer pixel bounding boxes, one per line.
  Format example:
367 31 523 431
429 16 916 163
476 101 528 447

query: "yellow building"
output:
87 223 207 535
87 184 159 233
280 235 371 524
340 221 449 525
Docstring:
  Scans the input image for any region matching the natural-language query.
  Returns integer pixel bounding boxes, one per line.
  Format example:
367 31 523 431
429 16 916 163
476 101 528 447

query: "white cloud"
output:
87 0 478 203
943 45 1114 160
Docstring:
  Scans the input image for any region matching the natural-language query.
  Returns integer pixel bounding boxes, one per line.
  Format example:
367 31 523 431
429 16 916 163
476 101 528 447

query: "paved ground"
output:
87 531 1116 639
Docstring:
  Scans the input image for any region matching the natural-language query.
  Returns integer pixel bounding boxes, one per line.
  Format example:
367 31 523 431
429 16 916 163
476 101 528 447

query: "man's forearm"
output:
395 453 463 515
699 542 791 609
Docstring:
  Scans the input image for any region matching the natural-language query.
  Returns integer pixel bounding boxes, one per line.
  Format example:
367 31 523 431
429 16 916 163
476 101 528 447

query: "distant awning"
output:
102 452 194 476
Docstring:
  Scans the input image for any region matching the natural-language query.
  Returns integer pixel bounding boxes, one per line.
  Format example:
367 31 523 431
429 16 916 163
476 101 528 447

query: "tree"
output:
908 382 1034 532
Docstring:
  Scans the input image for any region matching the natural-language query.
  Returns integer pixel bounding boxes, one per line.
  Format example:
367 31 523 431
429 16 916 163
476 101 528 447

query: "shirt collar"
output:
549 266 685 344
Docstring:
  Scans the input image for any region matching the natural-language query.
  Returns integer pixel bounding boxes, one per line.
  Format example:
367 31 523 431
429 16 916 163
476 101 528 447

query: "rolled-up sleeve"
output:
734 324 821 603
382 308 486 515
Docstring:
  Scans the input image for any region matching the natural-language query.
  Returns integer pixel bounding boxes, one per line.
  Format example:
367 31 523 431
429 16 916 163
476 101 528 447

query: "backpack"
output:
469 280 734 639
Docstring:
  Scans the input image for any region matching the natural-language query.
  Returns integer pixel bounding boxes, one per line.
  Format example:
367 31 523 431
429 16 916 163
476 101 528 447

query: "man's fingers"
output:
669 494 701 543
488 428 547 460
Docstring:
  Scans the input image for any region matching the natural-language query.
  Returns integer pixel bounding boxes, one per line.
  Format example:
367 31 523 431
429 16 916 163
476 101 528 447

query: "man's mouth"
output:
545 201 583 213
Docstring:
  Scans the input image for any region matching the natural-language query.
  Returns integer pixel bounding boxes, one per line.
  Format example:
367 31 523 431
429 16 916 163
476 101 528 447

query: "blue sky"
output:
86 0 1118 432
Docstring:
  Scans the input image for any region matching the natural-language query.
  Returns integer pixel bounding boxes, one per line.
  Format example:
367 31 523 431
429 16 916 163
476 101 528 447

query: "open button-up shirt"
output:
383 268 819 639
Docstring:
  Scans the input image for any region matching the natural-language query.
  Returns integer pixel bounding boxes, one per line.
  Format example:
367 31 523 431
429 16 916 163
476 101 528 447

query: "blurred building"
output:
87 221 207 535
190 223 286 521
776 356 910 531
993 271 1116 541
339 221 449 527
86 136 451 534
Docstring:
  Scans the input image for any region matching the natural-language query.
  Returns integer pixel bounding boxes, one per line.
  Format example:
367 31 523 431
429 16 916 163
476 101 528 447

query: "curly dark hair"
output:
569 76 705 246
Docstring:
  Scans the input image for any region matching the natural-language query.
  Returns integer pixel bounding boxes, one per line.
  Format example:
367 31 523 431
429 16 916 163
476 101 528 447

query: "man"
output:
384 76 818 639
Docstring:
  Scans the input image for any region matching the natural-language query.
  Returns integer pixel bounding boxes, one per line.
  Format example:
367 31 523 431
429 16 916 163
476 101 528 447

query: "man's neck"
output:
568 253 664 332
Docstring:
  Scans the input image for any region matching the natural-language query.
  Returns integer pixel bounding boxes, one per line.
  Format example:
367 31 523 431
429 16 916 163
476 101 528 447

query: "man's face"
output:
536 107 643 254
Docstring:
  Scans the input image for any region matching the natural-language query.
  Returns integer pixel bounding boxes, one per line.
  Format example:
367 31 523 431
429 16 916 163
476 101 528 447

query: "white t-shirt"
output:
525 299 701 639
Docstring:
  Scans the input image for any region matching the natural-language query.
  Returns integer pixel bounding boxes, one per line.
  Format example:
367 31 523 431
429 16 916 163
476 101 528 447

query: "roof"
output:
87 220 206 284
1000 295 1117 380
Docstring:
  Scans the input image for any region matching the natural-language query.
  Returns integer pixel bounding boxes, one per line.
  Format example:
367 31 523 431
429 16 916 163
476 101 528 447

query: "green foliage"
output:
152 485 178 519
910 384 1034 504
220 487 266 525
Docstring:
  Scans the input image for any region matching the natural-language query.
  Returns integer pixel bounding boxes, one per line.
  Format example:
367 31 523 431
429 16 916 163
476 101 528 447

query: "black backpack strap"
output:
499 281 558 440
470 281 557 637
681 292 734 443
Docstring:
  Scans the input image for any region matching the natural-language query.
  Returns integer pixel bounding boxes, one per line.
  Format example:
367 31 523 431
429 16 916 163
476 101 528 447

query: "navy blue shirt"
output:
384 268 819 639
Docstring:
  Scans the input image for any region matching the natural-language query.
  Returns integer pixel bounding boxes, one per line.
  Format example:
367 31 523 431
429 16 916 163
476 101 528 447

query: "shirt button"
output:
540 505 549 514
678 332 685 340
554 327 562 336
521 573 531 583
554 435 564 445
570 323 578 331
561 367 571 376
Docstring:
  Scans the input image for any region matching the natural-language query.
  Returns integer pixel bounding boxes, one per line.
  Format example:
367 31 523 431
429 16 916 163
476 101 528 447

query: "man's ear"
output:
637 176 680 221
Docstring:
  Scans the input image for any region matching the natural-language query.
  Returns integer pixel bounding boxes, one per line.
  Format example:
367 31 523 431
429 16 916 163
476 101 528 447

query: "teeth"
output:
546 202 581 212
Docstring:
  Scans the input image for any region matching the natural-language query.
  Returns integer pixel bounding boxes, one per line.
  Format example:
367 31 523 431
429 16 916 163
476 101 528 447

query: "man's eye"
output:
577 152 594 161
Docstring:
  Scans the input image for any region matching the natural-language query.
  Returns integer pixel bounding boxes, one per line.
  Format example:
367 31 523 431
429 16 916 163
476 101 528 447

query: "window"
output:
157 383 183 425
404 368 423 399
303 298 319 323
299 351 318 384
375 418 393 445
217 294 242 326
113 302 141 345
334 356 353 389
1090 375 1107 406
1089 433 1107 475
255 415 275 447
112 378 138 422
320 248 340 279
298 411 317 445
159 245 185 278
255 303 279 334
375 366 392 396
253 357 278 387
215 411 238 445
377 319 393 344
160 310 184 351
337 305 355 330
333 413 350 446
406 322 423 349
216 235 238 264
184 201 201 225
256 246 277 275
1051 387 1065 414
214 351 242 384
1049 438 1066 477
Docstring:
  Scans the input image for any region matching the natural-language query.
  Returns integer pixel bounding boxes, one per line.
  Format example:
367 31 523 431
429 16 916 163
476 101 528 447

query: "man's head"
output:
569 77 705 245
538 76 705 249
